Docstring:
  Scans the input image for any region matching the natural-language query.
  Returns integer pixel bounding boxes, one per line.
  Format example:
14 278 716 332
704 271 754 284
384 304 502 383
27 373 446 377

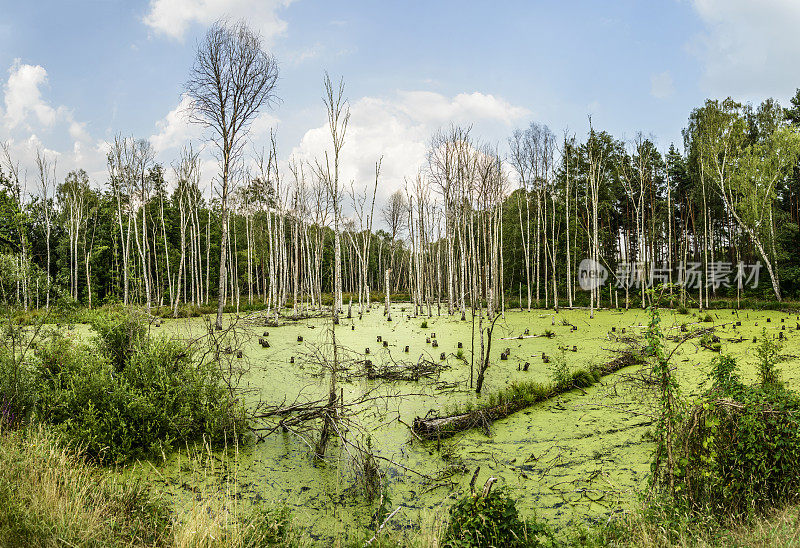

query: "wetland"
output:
105 304 800 543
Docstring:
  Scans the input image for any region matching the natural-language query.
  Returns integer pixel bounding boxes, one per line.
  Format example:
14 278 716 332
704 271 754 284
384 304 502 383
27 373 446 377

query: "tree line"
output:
2 22 800 320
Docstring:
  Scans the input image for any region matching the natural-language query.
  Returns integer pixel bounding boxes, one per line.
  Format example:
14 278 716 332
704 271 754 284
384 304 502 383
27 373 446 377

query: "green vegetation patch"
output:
1 309 247 463
442 482 553 547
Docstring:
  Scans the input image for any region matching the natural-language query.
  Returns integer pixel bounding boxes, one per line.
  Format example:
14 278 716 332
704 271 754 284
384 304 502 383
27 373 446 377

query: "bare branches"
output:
186 19 280 329
185 20 279 165
381 190 408 241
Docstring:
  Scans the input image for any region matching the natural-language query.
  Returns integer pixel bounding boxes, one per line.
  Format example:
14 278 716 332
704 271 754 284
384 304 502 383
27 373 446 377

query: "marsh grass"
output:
0 425 303 547
438 367 603 426
576 497 800 548
416 349 642 439
168 435 304 548
0 426 172 547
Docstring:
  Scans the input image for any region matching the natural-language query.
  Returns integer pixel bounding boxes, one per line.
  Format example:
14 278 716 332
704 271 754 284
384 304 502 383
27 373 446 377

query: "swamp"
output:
4 6 800 547
26 304 797 544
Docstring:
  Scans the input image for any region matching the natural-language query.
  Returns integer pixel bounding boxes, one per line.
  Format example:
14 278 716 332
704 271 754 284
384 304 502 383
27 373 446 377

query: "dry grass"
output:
0 426 171 547
574 499 800 548
0 426 302 547
720 505 800 548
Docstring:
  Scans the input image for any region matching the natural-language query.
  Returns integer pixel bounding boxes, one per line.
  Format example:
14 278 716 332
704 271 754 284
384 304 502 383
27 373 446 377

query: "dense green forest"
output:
3 88 800 316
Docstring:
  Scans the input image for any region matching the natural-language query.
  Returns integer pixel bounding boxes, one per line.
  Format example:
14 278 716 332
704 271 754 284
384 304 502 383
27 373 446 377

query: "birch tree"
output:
316 73 349 323
186 19 279 329
35 149 56 309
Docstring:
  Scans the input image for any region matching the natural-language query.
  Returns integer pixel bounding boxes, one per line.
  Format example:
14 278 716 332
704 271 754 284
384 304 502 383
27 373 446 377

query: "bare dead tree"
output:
35 149 56 309
475 312 501 394
172 146 201 317
130 139 155 312
347 158 380 315
107 135 149 306
381 189 408 292
508 128 534 310
314 73 350 324
185 19 279 329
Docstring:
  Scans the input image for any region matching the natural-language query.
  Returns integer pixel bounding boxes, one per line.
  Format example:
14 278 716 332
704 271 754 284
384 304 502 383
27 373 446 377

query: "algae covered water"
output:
123 306 800 542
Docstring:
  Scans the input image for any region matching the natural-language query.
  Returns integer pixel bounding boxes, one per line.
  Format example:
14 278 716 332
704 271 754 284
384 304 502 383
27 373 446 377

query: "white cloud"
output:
250 111 280 138
650 71 675 100
147 97 280 194
143 0 295 42
4 60 57 129
3 60 90 140
396 91 529 126
69 120 90 142
291 90 529 203
149 96 278 158
0 60 99 186
149 95 200 154
690 0 800 98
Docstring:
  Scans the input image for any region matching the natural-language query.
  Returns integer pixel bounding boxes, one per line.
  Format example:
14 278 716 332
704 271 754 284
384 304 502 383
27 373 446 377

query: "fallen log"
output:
667 321 735 342
411 350 644 440
500 334 546 340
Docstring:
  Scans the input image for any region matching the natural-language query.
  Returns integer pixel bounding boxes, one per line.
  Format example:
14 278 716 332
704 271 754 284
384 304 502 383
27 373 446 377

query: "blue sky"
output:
1 0 799 204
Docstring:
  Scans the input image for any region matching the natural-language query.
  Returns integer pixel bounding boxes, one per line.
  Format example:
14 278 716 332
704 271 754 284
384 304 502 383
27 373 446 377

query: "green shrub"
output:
0 322 42 428
548 352 570 388
421 320 428 329
442 486 551 547
33 333 246 463
755 329 781 387
0 357 37 429
676 305 689 315
701 312 714 323
708 354 741 393
88 306 147 370
672 354 800 518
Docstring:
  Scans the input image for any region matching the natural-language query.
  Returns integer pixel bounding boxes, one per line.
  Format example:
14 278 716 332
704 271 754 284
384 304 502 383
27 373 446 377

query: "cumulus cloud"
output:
147 96 280 194
149 95 201 154
143 0 295 42
291 90 529 203
2 60 89 140
4 60 58 129
690 0 800 98
0 60 98 185
650 71 675 100
395 91 529 126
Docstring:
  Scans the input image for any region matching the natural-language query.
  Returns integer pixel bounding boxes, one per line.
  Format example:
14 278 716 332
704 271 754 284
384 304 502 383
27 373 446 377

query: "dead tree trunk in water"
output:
475 313 501 394
315 306 340 458
384 268 392 321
